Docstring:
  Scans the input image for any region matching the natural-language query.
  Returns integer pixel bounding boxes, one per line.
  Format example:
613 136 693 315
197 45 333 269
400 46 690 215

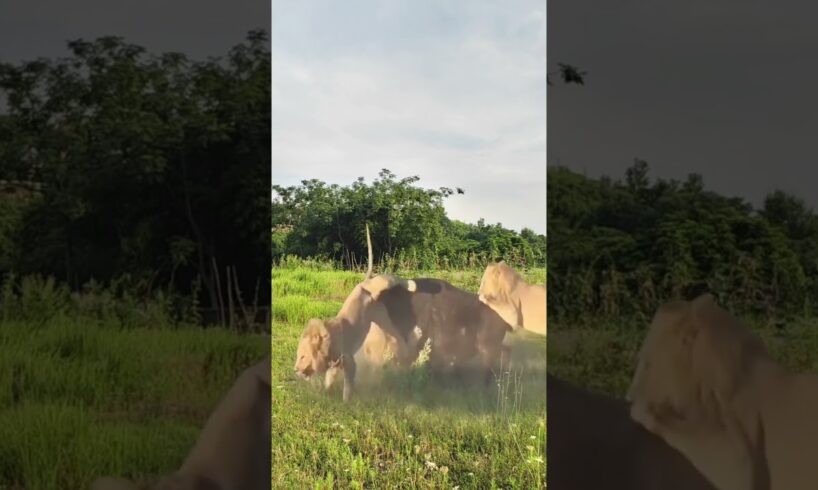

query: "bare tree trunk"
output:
226 265 235 329
212 256 225 328
230 266 252 329
180 153 218 310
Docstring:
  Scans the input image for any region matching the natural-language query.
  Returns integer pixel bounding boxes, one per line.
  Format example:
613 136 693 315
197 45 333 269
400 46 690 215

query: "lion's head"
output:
627 294 771 433
478 261 522 305
294 318 333 379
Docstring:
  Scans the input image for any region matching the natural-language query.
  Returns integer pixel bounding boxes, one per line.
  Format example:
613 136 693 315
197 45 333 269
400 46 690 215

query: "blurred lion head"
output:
627 294 771 433
478 261 522 305
294 319 333 379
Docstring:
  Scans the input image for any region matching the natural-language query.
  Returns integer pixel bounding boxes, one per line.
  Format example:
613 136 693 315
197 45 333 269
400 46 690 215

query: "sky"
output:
272 1 547 234
0 0 267 62
549 0 818 210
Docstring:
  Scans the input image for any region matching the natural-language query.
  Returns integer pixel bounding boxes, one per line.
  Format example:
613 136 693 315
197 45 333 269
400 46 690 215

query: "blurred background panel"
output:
548 1 818 488
0 1 271 488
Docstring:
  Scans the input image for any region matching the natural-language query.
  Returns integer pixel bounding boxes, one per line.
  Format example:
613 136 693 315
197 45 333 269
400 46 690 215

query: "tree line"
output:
0 31 271 325
272 169 547 271
548 160 818 324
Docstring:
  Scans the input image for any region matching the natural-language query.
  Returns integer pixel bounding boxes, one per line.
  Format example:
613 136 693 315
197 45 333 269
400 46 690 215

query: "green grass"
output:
272 266 547 490
549 318 818 397
0 316 267 489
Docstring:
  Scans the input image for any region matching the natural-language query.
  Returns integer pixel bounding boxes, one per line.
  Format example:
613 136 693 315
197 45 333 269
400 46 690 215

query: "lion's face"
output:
479 261 522 304
628 301 704 430
478 263 502 304
294 319 332 379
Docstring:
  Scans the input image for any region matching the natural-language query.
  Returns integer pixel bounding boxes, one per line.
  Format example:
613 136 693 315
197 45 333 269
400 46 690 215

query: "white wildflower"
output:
425 461 438 470
413 338 432 367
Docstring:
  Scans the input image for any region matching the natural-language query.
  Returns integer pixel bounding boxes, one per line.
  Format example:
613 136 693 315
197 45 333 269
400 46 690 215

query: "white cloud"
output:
272 1 546 233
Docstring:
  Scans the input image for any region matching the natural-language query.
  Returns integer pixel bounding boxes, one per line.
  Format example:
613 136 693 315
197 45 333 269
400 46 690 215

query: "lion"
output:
477 261 546 336
91 356 271 490
294 225 419 401
373 278 513 385
624 293 818 490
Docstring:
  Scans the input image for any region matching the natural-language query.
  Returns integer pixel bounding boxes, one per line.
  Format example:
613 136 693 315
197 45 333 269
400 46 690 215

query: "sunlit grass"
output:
272 265 547 489
0 318 267 489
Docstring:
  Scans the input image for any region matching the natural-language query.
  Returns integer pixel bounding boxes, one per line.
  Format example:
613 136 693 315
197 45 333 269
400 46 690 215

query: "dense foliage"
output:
548 160 818 323
0 31 270 315
272 169 547 270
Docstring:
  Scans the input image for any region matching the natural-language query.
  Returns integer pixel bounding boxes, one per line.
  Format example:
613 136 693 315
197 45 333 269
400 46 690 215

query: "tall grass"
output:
0 273 201 329
275 253 547 278
549 317 818 397
0 275 267 489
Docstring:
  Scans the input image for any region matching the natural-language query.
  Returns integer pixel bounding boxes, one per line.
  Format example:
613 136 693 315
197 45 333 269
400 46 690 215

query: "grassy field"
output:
0 315 268 489
549 317 818 397
272 263 547 490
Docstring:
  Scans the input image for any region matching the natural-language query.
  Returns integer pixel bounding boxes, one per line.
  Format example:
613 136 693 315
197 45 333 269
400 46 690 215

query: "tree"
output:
272 170 546 269
547 162 818 322
0 31 271 312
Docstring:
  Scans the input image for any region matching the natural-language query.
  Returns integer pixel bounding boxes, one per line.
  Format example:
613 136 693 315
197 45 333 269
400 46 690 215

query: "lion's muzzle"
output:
295 365 313 379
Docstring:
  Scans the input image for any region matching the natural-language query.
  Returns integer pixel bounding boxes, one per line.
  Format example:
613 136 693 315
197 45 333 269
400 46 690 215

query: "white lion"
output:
627 293 818 490
478 261 546 336
294 224 418 401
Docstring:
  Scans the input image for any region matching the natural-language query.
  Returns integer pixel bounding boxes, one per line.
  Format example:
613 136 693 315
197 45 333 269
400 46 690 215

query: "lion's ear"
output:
691 293 716 308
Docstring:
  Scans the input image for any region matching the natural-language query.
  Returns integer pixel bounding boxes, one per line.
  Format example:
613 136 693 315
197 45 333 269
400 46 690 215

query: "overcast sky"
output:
0 0 266 62
549 0 818 210
272 1 547 234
